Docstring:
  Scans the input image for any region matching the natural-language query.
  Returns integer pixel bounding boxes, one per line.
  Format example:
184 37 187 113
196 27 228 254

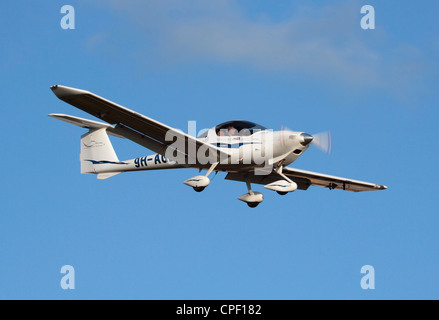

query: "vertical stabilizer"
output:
80 128 119 174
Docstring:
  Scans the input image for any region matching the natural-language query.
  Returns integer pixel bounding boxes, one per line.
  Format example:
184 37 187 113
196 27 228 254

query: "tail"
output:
49 114 122 179
80 128 120 174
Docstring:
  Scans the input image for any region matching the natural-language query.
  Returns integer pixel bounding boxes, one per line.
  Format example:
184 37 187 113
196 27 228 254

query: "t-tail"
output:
49 113 181 180
80 127 124 179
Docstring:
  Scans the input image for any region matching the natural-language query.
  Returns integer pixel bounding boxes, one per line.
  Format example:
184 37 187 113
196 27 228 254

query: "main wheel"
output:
247 202 260 208
277 191 288 196
193 187 205 192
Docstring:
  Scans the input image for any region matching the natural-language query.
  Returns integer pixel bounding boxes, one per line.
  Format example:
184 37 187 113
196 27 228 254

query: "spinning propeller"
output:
280 125 332 154
309 131 332 154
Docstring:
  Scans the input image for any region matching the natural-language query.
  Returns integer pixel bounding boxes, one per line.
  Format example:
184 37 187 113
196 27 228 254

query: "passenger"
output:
228 126 237 136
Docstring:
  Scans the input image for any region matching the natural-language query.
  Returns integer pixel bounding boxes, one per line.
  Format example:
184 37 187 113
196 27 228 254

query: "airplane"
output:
49 85 387 208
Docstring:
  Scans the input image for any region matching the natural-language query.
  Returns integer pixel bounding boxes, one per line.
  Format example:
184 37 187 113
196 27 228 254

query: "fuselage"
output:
94 121 312 174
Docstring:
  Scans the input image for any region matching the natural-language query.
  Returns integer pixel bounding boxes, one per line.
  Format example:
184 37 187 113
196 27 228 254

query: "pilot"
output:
228 126 237 136
217 129 225 136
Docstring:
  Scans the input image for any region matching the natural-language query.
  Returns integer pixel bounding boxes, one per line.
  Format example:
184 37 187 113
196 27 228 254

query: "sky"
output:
1 0 438 299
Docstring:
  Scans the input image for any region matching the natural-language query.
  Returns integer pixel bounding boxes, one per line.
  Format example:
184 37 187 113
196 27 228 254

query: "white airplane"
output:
49 85 387 208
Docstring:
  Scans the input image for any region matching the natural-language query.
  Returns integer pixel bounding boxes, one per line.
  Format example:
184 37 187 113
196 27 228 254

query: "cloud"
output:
90 0 428 93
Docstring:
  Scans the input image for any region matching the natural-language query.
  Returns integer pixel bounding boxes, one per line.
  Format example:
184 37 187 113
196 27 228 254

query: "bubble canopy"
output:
197 120 267 138
216 120 267 134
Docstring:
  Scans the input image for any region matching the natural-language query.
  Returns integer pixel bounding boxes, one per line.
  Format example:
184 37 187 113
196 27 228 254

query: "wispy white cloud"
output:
89 0 428 93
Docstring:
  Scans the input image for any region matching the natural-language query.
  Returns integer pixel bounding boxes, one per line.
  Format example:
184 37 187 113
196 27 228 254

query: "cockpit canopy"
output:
197 120 267 138
214 120 267 137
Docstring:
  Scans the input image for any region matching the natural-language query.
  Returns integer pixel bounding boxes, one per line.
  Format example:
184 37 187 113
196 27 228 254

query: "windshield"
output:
215 120 267 136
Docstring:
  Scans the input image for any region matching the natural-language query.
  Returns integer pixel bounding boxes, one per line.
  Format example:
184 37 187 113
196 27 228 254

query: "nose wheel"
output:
247 202 260 208
238 182 264 208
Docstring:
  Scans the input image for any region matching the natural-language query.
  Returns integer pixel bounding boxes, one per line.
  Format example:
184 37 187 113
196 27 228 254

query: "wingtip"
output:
50 85 89 99
48 113 66 119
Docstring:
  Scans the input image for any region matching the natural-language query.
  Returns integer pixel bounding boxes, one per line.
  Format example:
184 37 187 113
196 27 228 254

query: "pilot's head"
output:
228 126 236 136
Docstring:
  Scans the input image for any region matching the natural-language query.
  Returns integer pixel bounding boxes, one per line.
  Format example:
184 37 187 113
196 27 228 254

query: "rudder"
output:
80 128 119 174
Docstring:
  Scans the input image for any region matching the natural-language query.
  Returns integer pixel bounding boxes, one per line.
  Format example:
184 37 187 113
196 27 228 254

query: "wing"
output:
282 167 387 192
50 85 229 166
225 167 387 192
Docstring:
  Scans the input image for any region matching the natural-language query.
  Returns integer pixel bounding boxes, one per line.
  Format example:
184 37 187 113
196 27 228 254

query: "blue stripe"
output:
215 142 261 149
84 160 128 165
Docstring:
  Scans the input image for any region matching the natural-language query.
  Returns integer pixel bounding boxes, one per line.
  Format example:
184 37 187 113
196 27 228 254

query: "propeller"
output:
279 125 289 147
311 131 332 154
280 125 332 154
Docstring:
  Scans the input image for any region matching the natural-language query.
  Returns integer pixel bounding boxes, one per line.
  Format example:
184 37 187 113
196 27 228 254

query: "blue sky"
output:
1 0 438 299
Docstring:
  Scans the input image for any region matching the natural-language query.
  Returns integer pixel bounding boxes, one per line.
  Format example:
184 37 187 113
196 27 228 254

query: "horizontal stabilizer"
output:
48 113 125 138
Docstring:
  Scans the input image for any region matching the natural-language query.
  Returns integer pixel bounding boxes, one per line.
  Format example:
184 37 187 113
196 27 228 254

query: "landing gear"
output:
184 162 219 192
247 202 260 208
238 182 264 208
262 165 297 195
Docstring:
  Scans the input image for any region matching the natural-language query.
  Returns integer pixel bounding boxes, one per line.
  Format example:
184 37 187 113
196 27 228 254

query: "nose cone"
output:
300 133 314 146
